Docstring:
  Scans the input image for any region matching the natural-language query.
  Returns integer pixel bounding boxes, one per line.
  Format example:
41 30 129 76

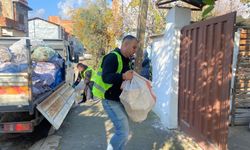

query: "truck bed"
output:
0 38 75 131
0 72 66 112
0 38 66 114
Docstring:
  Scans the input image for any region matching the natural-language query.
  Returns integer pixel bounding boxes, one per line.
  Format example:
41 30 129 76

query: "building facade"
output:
29 18 65 39
0 0 31 37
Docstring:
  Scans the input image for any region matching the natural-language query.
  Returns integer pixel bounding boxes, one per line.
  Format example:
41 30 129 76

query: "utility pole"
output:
135 0 149 72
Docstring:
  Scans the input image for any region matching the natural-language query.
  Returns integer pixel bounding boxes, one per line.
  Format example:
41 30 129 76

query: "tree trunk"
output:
135 0 149 73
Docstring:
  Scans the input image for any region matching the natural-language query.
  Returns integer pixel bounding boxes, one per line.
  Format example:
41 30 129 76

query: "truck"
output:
0 37 77 133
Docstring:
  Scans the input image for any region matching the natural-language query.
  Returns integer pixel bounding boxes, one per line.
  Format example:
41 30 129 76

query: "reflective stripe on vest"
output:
92 51 123 99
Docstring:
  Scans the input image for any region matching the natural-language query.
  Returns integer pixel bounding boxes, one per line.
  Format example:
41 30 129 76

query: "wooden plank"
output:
239 46 250 51
236 79 250 83
235 108 250 113
236 89 250 93
235 84 250 88
235 98 250 103
238 60 250 63
235 89 250 93
237 68 250 72
233 118 249 125
236 102 250 107
240 29 250 34
236 75 250 78
235 113 250 118
241 33 250 39
235 94 250 99
237 63 250 68
238 53 250 57
239 49 250 52
236 98 250 102
240 40 250 45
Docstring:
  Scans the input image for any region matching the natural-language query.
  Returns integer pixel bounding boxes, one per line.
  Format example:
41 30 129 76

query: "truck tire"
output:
33 119 51 137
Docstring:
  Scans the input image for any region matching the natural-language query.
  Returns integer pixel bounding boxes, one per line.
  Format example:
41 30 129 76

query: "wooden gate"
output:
179 12 236 150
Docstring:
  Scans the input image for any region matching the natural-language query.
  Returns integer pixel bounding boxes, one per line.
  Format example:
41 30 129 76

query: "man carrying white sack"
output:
92 35 138 150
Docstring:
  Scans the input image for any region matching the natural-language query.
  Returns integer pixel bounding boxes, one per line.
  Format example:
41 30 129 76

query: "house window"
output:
19 14 24 24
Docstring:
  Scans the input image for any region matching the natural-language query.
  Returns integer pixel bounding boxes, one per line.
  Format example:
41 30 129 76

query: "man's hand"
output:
122 70 133 80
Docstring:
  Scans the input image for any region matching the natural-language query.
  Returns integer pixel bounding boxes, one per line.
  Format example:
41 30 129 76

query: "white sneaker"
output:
107 143 113 150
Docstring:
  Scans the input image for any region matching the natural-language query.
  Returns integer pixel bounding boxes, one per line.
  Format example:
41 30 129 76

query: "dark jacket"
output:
73 67 92 87
102 48 130 101
140 52 151 80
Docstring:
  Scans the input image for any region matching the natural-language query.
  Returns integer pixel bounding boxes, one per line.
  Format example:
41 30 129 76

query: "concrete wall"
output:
229 29 241 113
152 7 191 129
29 19 62 39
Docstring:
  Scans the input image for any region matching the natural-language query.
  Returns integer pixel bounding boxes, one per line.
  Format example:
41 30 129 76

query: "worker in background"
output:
92 35 138 150
140 51 152 80
72 63 95 103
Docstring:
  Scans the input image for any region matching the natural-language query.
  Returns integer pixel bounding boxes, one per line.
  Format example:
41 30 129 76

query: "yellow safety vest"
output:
92 51 123 100
80 67 96 82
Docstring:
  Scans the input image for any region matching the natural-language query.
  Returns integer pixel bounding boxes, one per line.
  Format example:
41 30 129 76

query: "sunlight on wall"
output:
151 7 191 129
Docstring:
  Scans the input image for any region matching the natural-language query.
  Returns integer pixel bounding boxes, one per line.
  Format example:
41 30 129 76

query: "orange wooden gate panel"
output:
179 12 236 150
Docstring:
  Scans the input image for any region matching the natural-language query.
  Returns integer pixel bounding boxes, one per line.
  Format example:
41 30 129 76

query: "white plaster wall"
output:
29 19 61 39
152 7 191 129
230 29 240 113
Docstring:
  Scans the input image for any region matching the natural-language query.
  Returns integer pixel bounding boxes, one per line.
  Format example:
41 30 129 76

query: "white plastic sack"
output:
30 39 46 51
31 46 56 62
120 72 156 122
9 39 28 63
33 62 59 86
0 46 12 63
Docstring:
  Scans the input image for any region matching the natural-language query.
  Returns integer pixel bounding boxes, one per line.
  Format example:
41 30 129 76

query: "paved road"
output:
0 101 202 150
55 101 201 150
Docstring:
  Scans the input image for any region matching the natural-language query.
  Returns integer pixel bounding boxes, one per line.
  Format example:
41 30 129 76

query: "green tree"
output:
123 0 167 40
241 0 250 3
72 1 121 68
202 0 215 19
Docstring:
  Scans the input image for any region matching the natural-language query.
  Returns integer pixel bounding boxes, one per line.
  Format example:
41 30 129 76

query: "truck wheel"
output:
33 119 51 137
